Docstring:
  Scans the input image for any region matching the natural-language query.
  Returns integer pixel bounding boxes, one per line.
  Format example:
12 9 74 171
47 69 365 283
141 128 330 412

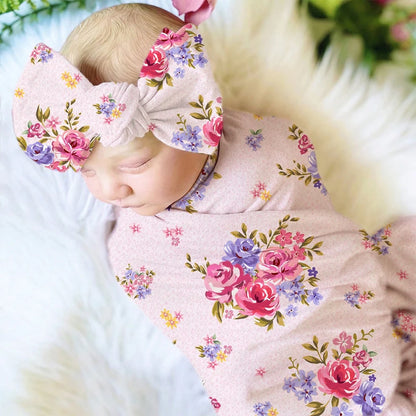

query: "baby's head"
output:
13 3 222 216
60 3 184 85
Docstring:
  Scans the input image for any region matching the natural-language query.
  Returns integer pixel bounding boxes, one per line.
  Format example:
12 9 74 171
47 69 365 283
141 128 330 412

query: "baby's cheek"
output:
82 176 102 200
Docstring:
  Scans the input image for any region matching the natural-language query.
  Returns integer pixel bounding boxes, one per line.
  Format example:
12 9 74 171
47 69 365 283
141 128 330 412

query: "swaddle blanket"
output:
108 109 416 416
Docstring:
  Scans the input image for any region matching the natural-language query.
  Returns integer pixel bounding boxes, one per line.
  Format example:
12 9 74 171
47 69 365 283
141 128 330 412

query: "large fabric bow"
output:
12 23 223 172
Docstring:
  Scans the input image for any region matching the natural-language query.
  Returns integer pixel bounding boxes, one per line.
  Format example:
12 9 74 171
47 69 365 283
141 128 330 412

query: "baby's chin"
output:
130 204 165 216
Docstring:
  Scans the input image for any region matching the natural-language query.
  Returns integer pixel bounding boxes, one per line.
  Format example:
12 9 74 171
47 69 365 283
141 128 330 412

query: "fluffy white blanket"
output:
1 0 415 414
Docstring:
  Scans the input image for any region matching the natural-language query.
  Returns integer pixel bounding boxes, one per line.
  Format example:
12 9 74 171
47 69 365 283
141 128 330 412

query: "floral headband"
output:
12 23 223 172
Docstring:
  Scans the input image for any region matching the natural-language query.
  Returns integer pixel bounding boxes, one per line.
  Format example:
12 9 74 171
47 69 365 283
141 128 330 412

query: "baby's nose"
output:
101 179 132 201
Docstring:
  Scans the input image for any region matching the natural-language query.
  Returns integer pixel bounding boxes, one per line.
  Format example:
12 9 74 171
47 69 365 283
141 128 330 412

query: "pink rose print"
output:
352 350 372 368
317 359 361 399
234 278 280 317
140 46 169 80
209 396 221 412
297 134 314 154
204 261 251 303
333 331 353 353
27 123 45 138
52 129 90 167
256 247 302 284
202 117 223 147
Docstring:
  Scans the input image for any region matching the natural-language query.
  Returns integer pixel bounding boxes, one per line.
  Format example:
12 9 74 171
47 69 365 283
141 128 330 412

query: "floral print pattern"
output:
115 265 155 300
16 100 97 172
246 128 264 151
196 335 232 369
140 26 207 90
30 43 53 64
186 216 324 330
172 94 223 152
344 284 375 308
251 181 271 201
392 310 416 343
284 330 385 415
93 94 126 124
253 402 279 416
163 226 183 246
360 225 392 255
61 71 82 89
277 125 328 195
160 309 183 329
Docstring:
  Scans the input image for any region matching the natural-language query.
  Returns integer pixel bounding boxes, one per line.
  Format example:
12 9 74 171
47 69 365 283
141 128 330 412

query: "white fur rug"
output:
1 0 415 415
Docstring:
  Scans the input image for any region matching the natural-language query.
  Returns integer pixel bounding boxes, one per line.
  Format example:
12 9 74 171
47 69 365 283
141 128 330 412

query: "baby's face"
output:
81 132 207 216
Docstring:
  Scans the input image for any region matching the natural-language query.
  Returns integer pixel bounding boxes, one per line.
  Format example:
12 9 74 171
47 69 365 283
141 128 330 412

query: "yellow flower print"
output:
61 71 71 81
216 351 227 362
14 88 24 98
260 190 271 201
253 114 263 120
160 309 171 320
65 78 78 89
267 408 278 416
165 317 179 329
111 108 122 119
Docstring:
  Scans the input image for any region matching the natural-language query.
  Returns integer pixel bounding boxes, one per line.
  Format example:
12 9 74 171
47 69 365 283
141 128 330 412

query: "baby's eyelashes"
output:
118 159 151 172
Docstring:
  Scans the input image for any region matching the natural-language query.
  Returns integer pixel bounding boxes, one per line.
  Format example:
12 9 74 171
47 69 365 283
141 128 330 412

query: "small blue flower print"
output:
173 67 185 78
194 53 208 67
307 288 323 305
298 370 316 388
295 385 318 404
287 286 306 303
100 102 116 117
285 304 298 317
352 381 385 416
172 131 185 146
40 50 53 63
245 129 264 151
136 285 151 299
380 246 389 255
125 269 135 280
283 377 298 393
174 45 191 65
331 402 354 416
369 375 377 382
194 34 203 44
253 401 272 416
165 48 176 60
344 291 360 307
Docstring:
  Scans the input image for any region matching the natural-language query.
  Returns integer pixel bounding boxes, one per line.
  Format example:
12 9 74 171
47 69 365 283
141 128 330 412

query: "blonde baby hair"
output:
60 3 184 85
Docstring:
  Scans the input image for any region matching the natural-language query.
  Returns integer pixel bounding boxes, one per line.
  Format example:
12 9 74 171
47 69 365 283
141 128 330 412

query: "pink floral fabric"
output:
12 24 222 171
108 110 416 415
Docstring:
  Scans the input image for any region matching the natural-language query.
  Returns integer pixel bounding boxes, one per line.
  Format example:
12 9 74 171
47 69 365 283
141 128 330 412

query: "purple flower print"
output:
26 142 54 165
331 403 354 416
222 238 261 273
299 370 316 388
194 53 208 67
253 401 272 416
245 129 264 151
172 131 185 146
173 67 185 78
307 288 323 305
287 285 306 303
40 50 53 63
352 381 385 415
345 291 360 307
194 34 203 44
380 246 389 255
125 269 135 280
191 186 206 201
136 285 151 299
100 102 116 117
203 344 221 361
295 385 318 404
174 45 191 65
283 377 298 393
285 304 298 317
369 375 377 382
308 267 318 277
307 151 320 178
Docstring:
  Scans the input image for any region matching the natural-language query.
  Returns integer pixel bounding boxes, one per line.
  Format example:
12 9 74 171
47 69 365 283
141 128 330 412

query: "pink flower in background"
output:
172 0 217 25
352 350 372 368
318 359 361 399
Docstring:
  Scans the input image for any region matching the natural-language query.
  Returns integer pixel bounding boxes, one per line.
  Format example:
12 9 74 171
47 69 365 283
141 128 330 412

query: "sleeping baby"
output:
12 3 415 415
